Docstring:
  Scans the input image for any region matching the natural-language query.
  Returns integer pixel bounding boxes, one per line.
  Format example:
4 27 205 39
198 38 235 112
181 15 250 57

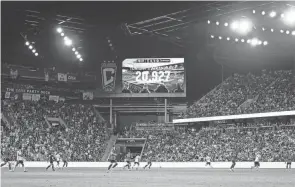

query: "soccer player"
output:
123 151 131 170
62 153 68 168
205 155 212 168
55 152 61 169
133 155 140 170
12 147 27 172
251 154 260 170
286 157 292 169
1 157 12 171
107 149 118 172
46 153 55 171
143 159 152 169
230 158 236 172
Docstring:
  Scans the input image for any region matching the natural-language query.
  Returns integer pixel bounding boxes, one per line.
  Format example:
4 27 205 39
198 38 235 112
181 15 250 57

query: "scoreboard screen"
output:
122 58 185 96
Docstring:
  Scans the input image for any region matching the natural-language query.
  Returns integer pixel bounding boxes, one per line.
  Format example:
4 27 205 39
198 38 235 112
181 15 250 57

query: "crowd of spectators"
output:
124 121 295 162
183 70 294 118
1 99 109 161
1 69 294 163
245 70 295 113
119 121 167 138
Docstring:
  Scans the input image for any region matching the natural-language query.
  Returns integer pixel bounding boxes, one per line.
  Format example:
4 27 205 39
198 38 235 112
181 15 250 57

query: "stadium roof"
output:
2 1 199 71
2 2 294 69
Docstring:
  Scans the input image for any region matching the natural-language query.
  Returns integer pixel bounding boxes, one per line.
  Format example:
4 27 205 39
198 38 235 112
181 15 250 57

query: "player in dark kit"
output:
62 153 68 168
1 157 12 171
123 151 131 170
230 152 238 172
46 154 55 171
143 160 152 169
230 159 236 172
286 156 292 169
107 150 118 172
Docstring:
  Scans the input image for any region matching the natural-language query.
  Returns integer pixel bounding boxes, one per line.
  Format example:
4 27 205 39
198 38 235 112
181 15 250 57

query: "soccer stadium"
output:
1 1 295 187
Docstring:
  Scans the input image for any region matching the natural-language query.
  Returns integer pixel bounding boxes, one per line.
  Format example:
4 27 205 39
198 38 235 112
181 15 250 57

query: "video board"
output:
92 58 186 97
121 58 185 97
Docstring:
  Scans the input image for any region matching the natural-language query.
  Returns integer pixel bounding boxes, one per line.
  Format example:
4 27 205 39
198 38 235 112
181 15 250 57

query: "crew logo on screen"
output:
101 63 117 92
122 58 185 94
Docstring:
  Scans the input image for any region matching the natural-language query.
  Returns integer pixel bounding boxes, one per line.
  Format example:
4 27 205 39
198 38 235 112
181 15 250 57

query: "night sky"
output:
2 1 294 102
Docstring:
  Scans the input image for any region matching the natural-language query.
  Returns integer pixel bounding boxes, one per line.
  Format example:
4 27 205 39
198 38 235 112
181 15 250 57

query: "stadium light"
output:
286 30 290 35
210 35 215 38
77 54 81 58
224 22 229 27
208 20 211 24
280 29 284 33
251 38 258 46
271 28 274 32
247 39 251 43
230 21 239 30
227 37 230 41
262 27 266 31
292 31 295 35
57 28 63 33
79 58 83 61
75 51 78 55
269 11 277 18
263 41 268 45
241 39 245 43
72 48 76 51
283 9 295 26
35 53 38 56
64 36 69 41
64 39 72 46
258 40 262 45
218 36 222 40
216 21 219 25
262 11 266 15
230 19 252 35
235 38 239 42
61 33 65 36
25 41 30 46
253 10 256 14
239 20 252 33
281 13 285 18
32 49 36 53
29 45 33 49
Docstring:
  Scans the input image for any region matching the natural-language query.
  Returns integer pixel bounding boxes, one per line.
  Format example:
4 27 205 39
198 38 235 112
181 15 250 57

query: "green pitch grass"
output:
2 168 294 187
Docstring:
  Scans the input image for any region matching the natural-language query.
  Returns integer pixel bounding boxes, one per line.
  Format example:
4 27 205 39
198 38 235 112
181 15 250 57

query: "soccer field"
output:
1 168 294 187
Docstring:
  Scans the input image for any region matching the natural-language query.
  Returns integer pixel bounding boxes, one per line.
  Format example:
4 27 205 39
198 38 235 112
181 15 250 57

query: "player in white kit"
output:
133 155 141 170
205 155 213 168
251 154 261 170
12 147 27 172
55 152 61 169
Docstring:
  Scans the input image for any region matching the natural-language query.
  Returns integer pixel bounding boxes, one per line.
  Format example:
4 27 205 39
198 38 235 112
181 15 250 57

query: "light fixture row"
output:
208 19 295 37
253 8 295 26
209 34 268 46
56 27 83 62
208 19 253 35
25 41 39 56
259 26 295 36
